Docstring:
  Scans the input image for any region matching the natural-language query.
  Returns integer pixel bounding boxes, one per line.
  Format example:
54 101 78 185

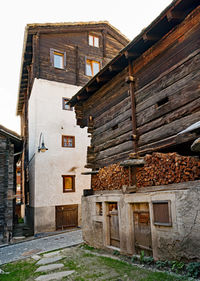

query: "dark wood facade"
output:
17 22 129 116
70 0 200 169
0 125 22 244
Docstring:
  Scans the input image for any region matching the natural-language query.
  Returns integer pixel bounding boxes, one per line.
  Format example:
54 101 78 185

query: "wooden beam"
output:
128 61 138 154
143 33 160 42
96 76 110 83
86 85 98 93
75 46 79 85
124 51 139 59
120 158 145 167
102 29 107 57
167 10 185 22
77 94 89 101
109 65 122 72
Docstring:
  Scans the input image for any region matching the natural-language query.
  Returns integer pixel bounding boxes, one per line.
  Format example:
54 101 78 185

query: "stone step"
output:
35 270 75 281
36 263 64 273
36 256 63 265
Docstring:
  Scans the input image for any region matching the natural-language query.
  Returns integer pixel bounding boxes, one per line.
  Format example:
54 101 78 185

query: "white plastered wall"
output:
28 78 90 230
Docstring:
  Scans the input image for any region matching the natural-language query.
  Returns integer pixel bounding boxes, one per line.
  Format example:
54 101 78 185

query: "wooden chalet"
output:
70 0 200 261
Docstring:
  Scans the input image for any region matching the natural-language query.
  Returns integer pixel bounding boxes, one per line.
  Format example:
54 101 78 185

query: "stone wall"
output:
0 135 14 244
82 180 200 261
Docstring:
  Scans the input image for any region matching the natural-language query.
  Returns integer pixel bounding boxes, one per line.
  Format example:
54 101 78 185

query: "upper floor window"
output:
63 98 73 111
62 135 75 148
50 49 66 69
89 34 99 47
86 59 100 76
62 175 75 192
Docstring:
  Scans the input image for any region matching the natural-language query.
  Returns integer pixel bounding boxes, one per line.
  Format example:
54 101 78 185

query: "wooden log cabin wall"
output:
70 1 200 173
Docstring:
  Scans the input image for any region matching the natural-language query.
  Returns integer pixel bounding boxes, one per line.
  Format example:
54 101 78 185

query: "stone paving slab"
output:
35 263 64 272
35 270 75 280
36 256 63 265
0 230 82 265
31 255 41 261
43 251 61 258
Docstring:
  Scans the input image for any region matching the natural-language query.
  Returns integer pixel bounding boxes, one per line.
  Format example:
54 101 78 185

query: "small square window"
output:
17 184 21 191
89 34 99 47
62 98 73 111
62 135 75 148
62 175 75 192
86 59 100 76
50 49 66 69
152 201 172 226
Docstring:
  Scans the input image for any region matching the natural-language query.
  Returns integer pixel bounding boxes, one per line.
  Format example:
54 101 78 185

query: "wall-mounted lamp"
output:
38 132 48 153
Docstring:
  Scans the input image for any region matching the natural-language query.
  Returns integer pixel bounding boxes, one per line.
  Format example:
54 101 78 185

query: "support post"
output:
128 61 138 155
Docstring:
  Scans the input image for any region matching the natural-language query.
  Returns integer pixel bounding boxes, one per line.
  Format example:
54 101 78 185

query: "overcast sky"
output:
0 0 172 134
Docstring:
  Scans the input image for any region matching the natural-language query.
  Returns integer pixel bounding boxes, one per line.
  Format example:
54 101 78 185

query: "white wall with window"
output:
28 78 91 233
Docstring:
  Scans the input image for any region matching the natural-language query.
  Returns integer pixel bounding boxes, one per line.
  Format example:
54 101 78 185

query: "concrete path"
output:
0 229 83 265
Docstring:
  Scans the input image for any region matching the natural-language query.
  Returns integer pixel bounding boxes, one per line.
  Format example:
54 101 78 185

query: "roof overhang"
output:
69 0 199 107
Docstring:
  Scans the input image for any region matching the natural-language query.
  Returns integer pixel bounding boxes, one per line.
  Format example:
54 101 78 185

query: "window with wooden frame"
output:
62 175 75 192
152 201 172 226
86 59 100 76
89 34 99 47
50 48 66 69
62 98 73 111
62 135 75 148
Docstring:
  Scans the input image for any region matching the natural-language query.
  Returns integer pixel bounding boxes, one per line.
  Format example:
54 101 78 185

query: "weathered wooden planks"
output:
34 29 127 88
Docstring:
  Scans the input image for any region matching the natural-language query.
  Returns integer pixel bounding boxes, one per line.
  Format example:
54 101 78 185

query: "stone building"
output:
70 0 200 261
0 125 22 244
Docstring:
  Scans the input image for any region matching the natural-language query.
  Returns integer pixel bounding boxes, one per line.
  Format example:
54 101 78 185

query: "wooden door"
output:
56 204 78 230
133 203 152 255
108 203 120 248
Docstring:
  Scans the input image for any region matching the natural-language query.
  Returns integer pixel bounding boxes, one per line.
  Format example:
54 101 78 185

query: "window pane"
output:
86 61 92 76
93 62 100 76
63 98 71 110
94 37 99 47
89 35 93 46
54 53 64 68
68 138 73 147
62 136 74 147
64 177 72 190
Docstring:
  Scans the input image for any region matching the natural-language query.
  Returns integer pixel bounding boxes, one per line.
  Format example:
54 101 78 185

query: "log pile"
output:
91 153 200 191
91 164 129 191
136 152 200 188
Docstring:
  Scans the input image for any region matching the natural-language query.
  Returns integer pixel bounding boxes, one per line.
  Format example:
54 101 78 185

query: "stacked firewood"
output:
136 152 200 188
91 164 129 191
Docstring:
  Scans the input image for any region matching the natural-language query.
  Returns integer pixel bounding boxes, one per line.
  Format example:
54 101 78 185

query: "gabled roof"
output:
16 21 129 115
70 0 199 107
